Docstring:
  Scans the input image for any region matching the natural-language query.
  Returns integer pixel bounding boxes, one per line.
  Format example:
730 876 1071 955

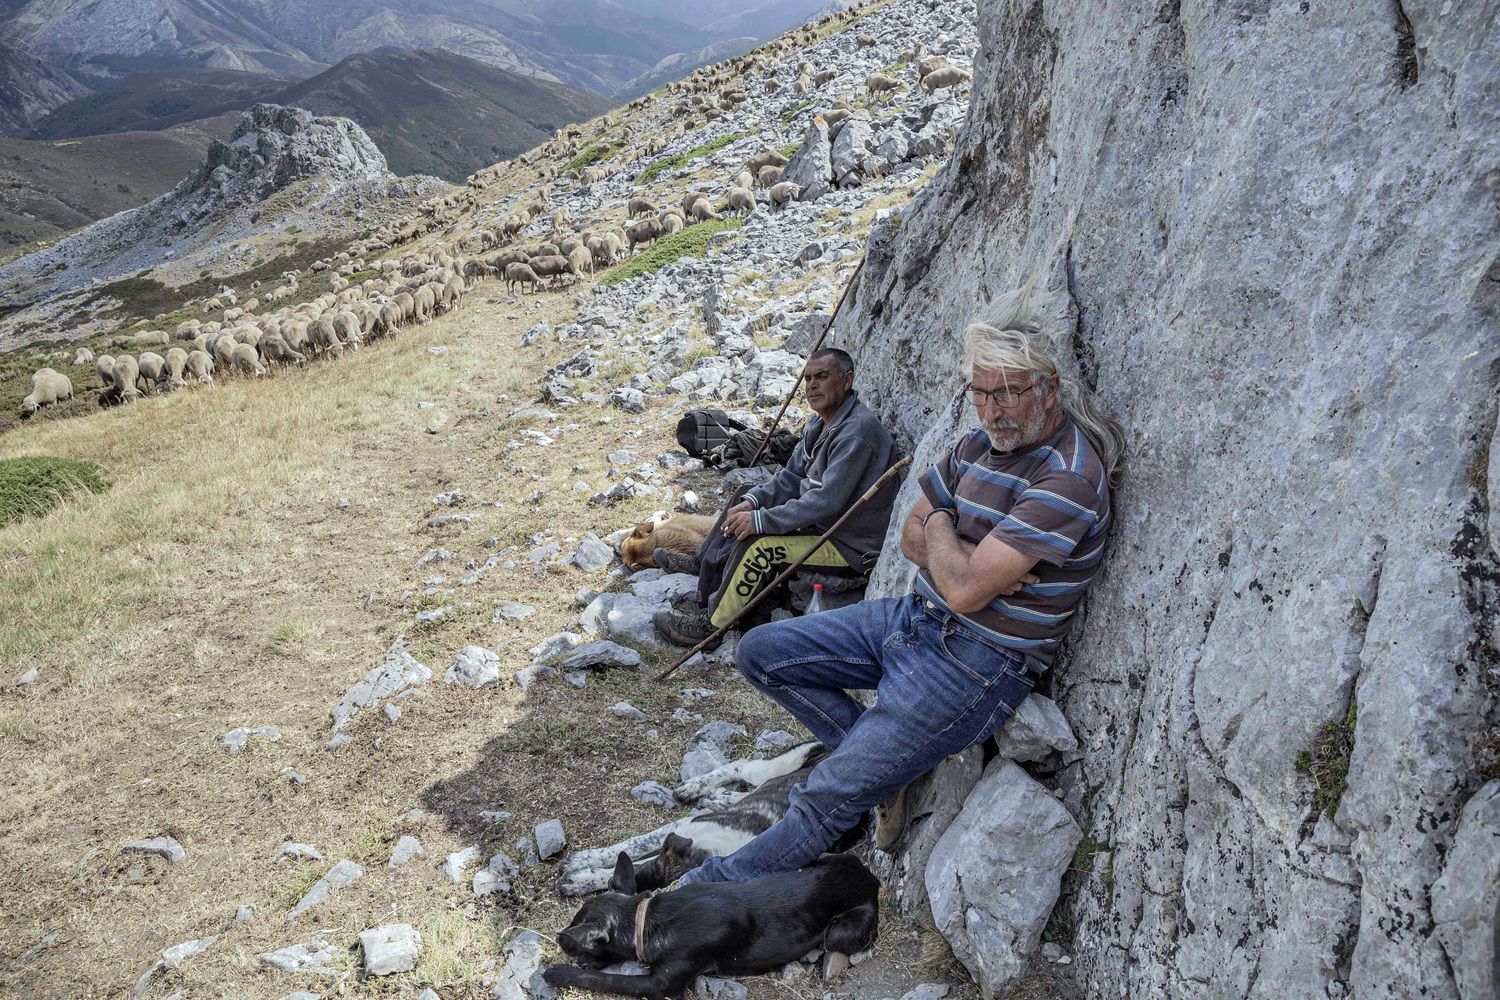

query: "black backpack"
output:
708 427 800 470
676 409 747 458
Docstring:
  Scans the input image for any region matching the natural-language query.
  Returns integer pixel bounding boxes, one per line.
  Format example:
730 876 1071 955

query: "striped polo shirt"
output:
915 419 1111 668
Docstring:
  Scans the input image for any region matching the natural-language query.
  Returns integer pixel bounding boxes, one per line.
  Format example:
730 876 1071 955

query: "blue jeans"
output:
677 594 1035 885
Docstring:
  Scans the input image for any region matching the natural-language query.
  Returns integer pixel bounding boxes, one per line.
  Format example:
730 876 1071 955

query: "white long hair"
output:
963 277 1125 480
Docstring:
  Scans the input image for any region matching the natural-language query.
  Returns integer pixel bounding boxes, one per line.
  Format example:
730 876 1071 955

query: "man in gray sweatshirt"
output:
654 348 902 646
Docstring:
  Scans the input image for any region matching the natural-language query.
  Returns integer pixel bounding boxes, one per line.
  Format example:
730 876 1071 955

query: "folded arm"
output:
903 495 1038 612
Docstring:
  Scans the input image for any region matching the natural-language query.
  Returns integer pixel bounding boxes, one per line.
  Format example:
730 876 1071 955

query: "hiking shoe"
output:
654 547 701 576
653 606 720 649
873 783 911 851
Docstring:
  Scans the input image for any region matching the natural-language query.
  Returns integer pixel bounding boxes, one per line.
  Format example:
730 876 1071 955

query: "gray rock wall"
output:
834 1 1500 997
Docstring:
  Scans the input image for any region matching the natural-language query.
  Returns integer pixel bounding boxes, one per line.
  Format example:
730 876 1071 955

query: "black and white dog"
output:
558 742 867 895
544 850 880 999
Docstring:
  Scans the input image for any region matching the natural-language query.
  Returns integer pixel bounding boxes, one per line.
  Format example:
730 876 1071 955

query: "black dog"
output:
544 850 880 999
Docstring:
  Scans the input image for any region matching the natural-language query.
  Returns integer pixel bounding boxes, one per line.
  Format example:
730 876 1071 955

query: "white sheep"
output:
160 347 188 390
185 350 214 386
21 368 72 416
769 181 802 208
920 66 971 93
136 352 166 392
71 347 94 366
231 343 267 378
727 186 755 215
111 355 141 403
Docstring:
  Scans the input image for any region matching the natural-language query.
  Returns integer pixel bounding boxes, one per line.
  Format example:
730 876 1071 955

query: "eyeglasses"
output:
963 378 1046 407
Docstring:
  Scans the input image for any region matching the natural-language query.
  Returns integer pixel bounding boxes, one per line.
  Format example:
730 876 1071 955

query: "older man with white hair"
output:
675 281 1125 886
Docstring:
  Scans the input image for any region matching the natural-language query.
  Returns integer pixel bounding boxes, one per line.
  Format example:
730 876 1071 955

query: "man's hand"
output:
722 500 756 540
996 572 1040 596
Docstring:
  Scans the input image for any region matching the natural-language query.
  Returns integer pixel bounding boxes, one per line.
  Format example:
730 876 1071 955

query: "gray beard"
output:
983 403 1050 452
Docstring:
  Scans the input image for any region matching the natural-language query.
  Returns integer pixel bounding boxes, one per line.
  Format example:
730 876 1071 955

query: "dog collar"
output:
633 895 651 964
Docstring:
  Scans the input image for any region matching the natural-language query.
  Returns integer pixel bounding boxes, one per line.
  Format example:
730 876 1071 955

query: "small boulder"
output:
443 645 502 688
534 819 567 860
122 836 185 863
358 923 421 977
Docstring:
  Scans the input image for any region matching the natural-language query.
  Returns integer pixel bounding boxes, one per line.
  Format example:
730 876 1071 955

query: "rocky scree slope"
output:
0 103 438 311
833 2 1500 999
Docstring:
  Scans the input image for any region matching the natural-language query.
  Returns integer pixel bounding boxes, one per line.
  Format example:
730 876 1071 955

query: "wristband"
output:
920 508 957 528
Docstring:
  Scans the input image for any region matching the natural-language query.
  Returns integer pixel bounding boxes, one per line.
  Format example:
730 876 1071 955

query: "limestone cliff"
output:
837 1 1499 997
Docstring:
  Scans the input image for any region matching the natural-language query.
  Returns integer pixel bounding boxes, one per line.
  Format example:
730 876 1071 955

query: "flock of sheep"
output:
14 0 965 420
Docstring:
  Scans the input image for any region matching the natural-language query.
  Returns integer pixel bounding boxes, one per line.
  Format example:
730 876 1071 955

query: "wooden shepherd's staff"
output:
745 255 867 468
655 456 912 682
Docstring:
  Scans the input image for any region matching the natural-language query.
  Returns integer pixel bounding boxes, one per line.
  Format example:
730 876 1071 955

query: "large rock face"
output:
837 2 1500 998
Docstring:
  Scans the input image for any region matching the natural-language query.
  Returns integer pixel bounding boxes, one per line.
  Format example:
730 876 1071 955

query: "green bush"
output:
637 130 754 184
0 457 107 526
1296 698 1357 816
781 98 816 126
599 218 744 286
780 142 802 160
563 141 622 175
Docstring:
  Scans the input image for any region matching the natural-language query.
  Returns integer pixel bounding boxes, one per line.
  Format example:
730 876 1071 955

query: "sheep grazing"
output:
505 262 542 295
866 73 900 98
71 347 95 366
727 186 755 215
757 164 783 187
160 347 188 390
735 169 754 190
95 355 115 389
258 334 304 369
231 343 267 378
769 181 802 208
918 55 950 78
136 352 166 392
186 350 214 386
691 199 720 222
813 69 837 86
920 66 971 93
746 150 789 174
626 218 664 254
529 254 576 288
856 33 878 47
659 212 685 235
21 368 72 416
627 197 656 218
111 355 142 403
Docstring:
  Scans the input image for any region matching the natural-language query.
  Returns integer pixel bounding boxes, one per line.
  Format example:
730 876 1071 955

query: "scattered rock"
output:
235 904 255 923
610 387 646 413
898 986 950 1000
329 641 431 735
569 532 614 571
388 835 423 870
534 819 567 860
273 842 324 863
444 645 502 688
122 836 185 863
134 936 217 997
445 845 481 883
260 938 342 975
755 729 799 752
494 601 537 621
694 720 748 755
610 701 648 722
382 702 402 723
432 489 463 506
695 976 749 1000
290 859 364 918
492 930 554 1000
359 924 421 977
556 640 643 672
631 781 679 809
681 743 729 782
993 695 1080 762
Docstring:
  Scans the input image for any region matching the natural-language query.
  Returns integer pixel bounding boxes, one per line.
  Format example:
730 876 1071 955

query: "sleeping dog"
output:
558 742 867 896
544 850 880 999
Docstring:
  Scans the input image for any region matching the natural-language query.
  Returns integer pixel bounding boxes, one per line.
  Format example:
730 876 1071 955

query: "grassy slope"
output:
0 114 239 251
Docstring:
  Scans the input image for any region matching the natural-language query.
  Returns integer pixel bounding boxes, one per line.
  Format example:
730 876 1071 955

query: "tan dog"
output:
620 514 715 570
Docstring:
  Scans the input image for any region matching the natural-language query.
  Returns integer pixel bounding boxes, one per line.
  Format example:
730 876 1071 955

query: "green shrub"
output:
781 99 816 125
0 457 107 526
1296 698 1357 816
599 218 744 286
780 142 802 160
637 130 754 184
563 141 623 175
